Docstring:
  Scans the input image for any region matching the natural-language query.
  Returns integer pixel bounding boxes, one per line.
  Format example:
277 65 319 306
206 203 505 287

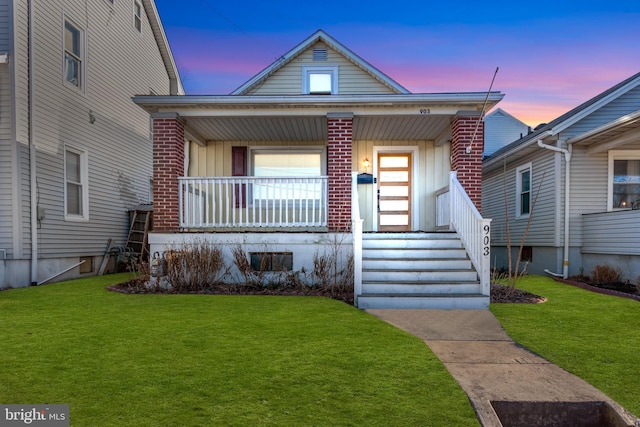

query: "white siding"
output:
482 149 558 247
582 210 640 255
246 41 395 95
7 0 171 262
0 0 13 255
483 109 529 156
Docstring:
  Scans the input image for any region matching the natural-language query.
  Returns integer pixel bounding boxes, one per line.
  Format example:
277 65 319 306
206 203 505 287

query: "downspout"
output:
28 0 38 285
537 138 572 279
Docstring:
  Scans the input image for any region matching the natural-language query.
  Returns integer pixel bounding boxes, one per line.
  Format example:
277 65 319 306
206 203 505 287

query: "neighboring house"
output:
0 0 182 287
134 29 503 309
483 72 640 281
483 108 530 157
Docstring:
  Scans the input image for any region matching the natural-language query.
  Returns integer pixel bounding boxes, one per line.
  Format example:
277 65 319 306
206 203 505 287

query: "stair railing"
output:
351 171 363 306
447 171 491 297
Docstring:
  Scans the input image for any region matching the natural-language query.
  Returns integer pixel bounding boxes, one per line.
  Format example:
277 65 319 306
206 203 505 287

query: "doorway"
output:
377 152 412 231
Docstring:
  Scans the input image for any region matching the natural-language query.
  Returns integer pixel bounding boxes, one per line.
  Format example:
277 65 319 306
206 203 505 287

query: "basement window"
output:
250 252 293 272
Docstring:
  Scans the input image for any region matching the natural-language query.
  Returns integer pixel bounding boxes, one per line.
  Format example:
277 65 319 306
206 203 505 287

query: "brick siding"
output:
152 117 184 232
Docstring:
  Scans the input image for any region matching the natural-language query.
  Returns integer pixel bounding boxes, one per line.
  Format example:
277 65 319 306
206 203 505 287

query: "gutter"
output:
537 138 572 279
28 0 38 285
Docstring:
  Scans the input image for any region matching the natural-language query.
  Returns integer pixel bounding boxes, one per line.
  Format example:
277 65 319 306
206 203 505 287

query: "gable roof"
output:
483 71 640 171
484 108 527 125
231 29 409 95
142 0 184 95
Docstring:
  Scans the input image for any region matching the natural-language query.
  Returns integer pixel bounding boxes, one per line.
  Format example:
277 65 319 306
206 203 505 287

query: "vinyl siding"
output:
483 111 529 156
561 86 640 140
582 210 640 255
10 0 171 259
191 138 450 231
246 41 395 95
0 0 12 255
482 149 558 247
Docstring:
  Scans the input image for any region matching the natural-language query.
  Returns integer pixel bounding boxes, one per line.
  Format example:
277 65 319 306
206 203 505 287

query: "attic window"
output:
313 48 327 61
303 66 338 95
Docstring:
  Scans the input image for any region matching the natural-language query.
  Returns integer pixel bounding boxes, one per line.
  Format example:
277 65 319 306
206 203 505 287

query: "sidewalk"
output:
367 309 638 427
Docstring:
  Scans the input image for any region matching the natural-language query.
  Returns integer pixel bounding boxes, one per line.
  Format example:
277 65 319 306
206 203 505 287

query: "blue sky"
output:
154 0 640 126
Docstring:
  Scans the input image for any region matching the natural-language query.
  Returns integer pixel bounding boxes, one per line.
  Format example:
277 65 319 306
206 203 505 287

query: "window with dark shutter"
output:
232 146 247 208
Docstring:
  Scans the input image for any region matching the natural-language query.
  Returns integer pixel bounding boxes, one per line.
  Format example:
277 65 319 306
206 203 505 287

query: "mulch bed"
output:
107 276 355 305
554 277 640 302
490 283 546 304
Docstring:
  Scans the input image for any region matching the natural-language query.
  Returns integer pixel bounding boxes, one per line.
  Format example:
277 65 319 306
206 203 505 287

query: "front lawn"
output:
0 274 478 426
491 275 640 417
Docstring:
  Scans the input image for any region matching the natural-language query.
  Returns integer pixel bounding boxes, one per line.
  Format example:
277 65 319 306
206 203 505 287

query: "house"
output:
482 72 640 281
133 29 503 309
483 108 530 157
0 0 182 288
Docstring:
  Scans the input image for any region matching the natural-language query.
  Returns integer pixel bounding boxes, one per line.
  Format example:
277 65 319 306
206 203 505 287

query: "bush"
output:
590 264 623 285
165 240 228 292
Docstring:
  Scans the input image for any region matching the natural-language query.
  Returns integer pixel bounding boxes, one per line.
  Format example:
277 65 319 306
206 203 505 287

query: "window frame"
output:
64 146 89 222
249 146 326 207
133 0 142 32
302 66 338 95
515 162 532 219
607 150 640 211
63 17 86 91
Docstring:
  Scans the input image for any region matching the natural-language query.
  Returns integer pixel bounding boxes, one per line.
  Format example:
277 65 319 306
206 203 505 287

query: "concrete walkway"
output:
367 309 638 427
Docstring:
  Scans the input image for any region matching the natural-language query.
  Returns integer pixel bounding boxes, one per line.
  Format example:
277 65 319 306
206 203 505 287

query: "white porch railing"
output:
179 176 328 229
351 172 363 305
445 171 491 296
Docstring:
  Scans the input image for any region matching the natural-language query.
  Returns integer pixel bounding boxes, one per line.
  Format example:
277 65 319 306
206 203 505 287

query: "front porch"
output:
136 94 498 309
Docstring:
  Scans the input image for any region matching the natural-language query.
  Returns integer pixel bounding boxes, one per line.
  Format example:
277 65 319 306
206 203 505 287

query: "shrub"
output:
165 240 228 292
590 264 623 285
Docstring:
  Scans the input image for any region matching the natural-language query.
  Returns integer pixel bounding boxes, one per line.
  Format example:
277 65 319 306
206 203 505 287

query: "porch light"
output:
363 158 370 170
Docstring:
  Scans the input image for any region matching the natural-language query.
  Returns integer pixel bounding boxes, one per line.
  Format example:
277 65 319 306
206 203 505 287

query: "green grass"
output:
0 274 478 426
491 275 640 417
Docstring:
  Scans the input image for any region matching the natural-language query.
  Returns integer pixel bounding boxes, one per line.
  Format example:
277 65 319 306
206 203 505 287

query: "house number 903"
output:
419 109 431 114
483 224 490 256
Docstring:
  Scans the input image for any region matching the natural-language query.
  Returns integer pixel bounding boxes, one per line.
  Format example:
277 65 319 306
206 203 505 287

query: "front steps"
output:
357 232 489 309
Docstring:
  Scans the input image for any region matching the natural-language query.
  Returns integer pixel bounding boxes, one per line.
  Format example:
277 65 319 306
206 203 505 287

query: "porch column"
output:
327 113 353 232
152 114 185 232
451 112 484 213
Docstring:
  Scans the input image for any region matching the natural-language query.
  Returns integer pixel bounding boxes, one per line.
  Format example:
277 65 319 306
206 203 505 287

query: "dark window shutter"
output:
232 147 247 207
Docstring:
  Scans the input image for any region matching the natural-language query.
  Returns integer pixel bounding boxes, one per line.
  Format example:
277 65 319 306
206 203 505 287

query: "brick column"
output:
327 114 353 232
152 115 185 232
451 112 484 213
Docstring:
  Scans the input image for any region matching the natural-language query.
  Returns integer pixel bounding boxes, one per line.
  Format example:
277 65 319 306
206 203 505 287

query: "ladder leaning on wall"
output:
126 208 152 262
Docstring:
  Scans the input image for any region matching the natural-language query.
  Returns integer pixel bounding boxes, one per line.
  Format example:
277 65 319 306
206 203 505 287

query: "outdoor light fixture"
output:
363 158 370 169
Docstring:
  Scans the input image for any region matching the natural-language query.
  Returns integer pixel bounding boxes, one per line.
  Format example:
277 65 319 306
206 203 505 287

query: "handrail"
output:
179 176 328 229
351 172 363 306
448 172 491 296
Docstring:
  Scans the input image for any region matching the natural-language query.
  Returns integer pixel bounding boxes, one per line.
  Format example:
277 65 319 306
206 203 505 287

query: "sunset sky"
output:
154 0 640 127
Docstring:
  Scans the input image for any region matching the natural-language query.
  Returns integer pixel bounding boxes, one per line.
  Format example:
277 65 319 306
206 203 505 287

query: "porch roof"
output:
133 92 503 143
567 109 640 154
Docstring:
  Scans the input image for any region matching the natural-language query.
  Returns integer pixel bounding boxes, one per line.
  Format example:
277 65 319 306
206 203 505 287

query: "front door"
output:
377 152 412 231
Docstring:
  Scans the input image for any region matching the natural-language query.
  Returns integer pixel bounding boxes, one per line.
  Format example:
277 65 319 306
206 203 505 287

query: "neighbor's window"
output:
64 19 84 88
65 147 89 221
609 151 640 210
133 0 142 31
516 163 532 218
252 149 324 202
303 67 337 95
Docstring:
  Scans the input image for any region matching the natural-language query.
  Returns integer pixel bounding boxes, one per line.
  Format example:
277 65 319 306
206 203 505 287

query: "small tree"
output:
502 159 546 288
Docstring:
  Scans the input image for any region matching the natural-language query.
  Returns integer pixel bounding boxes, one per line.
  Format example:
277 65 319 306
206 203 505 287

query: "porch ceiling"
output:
183 114 453 142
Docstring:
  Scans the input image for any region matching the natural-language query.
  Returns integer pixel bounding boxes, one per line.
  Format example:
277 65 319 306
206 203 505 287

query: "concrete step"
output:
357 293 489 310
362 235 463 250
362 281 482 295
362 258 472 270
362 247 469 259
362 269 478 282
